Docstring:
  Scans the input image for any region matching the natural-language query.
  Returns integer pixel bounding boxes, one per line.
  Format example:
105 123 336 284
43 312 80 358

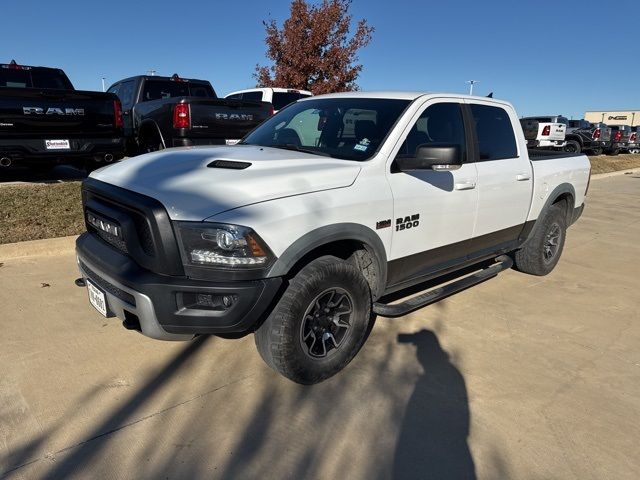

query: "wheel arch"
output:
137 120 166 148
522 183 576 245
267 223 388 300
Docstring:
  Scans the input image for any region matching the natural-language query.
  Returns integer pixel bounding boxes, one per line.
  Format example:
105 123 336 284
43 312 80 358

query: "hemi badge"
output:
376 219 391 229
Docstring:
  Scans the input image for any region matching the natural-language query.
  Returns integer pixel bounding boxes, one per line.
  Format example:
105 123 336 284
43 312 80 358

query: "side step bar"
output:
373 255 513 318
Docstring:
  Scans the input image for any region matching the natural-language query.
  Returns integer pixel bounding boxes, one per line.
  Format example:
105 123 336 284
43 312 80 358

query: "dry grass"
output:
0 182 84 244
588 153 640 174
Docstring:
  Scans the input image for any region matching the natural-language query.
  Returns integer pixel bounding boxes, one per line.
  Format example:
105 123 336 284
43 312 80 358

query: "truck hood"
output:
90 145 361 220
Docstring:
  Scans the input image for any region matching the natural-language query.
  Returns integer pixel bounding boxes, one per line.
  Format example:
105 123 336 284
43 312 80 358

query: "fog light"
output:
179 292 238 311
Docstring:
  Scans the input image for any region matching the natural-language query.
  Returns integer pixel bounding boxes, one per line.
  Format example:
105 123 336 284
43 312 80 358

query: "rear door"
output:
466 102 532 254
385 99 478 286
108 80 136 138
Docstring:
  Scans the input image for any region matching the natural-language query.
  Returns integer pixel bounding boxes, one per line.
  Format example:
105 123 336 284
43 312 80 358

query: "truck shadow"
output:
394 329 475 479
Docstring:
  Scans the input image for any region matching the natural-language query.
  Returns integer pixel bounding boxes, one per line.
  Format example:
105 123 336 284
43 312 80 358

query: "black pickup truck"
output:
0 61 125 171
564 119 612 155
107 74 273 155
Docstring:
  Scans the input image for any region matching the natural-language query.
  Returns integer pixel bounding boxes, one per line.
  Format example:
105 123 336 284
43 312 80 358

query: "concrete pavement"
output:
1 173 639 479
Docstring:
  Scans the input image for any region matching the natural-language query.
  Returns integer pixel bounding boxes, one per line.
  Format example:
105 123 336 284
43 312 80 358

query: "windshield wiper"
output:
270 144 331 157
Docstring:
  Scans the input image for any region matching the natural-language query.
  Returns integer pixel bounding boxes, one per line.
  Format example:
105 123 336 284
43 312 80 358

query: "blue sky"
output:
2 0 637 118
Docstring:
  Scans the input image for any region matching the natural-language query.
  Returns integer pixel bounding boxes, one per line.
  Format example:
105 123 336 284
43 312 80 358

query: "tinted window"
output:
189 84 215 98
242 98 410 161
108 80 136 109
226 93 241 99
272 91 311 110
0 67 72 89
398 103 466 160
470 104 517 160
242 91 263 101
141 80 189 101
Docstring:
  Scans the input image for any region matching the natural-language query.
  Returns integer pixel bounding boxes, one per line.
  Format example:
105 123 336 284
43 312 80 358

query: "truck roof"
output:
112 74 211 85
300 91 514 107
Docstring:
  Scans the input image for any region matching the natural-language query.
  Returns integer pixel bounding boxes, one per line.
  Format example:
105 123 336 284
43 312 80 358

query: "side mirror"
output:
396 143 463 171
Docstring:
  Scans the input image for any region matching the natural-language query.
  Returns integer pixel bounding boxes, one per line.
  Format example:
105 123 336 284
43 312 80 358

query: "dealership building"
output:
585 110 640 126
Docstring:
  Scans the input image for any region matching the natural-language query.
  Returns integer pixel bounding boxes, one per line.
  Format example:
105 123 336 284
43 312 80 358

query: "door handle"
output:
454 181 476 191
516 174 531 181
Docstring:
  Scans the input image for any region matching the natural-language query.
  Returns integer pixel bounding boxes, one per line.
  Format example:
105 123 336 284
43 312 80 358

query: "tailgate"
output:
0 88 119 137
546 123 566 141
187 98 272 139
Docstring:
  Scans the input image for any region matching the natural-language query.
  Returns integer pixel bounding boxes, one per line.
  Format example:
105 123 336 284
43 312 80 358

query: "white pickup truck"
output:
520 115 568 149
76 92 591 384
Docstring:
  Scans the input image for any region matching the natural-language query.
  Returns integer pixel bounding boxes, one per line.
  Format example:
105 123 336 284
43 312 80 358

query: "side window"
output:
398 103 466 159
118 81 135 109
242 91 264 101
226 93 241 99
470 104 517 160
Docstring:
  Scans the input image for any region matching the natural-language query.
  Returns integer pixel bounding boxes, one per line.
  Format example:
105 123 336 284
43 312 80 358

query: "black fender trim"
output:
520 183 577 244
267 223 388 298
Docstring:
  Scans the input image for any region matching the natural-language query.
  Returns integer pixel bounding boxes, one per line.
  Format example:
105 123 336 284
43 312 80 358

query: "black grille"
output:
95 228 129 254
80 260 136 306
132 213 155 256
81 178 184 276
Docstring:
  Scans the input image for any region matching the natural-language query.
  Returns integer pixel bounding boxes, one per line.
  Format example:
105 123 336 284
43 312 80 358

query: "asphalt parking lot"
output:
1 173 639 480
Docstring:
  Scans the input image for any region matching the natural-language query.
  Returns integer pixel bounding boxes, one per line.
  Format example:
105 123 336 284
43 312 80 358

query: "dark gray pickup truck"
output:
0 61 125 171
107 74 273 156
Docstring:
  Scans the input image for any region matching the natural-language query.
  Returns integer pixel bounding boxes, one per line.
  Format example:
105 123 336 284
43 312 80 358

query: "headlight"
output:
176 222 275 269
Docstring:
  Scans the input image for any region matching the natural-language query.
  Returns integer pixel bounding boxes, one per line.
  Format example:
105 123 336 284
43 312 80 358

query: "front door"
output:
385 100 479 288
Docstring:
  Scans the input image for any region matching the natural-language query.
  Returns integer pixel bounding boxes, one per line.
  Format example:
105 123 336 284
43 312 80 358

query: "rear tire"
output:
255 256 372 384
514 204 566 276
563 140 581 154
606 148 620 156
138 134 164 154
589 147 603 156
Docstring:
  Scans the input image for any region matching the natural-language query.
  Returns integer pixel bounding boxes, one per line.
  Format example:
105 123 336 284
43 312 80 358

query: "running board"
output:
373 255 513 318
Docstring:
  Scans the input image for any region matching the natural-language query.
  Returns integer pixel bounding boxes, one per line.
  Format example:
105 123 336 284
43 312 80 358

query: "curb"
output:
591 168 638 180
0 235 78 261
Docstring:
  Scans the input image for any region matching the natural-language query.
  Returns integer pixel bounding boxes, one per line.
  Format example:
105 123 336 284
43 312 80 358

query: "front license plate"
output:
87 280 108 317
225 139 240 145
45 139 71 150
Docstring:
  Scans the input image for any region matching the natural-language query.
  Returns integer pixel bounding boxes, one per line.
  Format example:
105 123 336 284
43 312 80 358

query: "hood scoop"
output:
207 159 252 170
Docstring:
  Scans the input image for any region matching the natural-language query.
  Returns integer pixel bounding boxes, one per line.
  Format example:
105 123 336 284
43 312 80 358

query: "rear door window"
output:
470 104 517 160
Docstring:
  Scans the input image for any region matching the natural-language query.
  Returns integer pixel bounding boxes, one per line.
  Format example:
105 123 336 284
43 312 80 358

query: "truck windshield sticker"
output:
354 138 370 152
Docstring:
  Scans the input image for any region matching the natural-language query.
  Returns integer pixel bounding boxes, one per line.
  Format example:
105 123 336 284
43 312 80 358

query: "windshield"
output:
241 97 411 160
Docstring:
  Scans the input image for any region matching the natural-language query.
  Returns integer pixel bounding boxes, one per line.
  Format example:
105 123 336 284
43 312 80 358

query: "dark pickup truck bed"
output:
107 75 273 155
0 62 125 170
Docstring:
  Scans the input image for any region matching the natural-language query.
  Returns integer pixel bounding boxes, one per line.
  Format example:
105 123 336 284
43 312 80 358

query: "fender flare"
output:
137 120 166 149
267 223 388 298
521 183 576 245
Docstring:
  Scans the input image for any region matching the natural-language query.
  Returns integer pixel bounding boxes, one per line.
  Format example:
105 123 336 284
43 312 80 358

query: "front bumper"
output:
76 233 282 341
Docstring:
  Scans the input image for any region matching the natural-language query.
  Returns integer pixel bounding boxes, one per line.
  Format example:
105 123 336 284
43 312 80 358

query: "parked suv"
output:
564 120 611 155
225 88 312 113
520 115 567 149
606 125 632 155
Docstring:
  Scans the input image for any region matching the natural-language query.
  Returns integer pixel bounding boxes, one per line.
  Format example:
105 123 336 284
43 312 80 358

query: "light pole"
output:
147 69 156 76
466 80 479 96
101 77 106 92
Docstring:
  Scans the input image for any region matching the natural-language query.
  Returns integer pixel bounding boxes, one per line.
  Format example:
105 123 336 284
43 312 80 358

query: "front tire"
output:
589 147 603 156
255 256 372 384
514 204 566 276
